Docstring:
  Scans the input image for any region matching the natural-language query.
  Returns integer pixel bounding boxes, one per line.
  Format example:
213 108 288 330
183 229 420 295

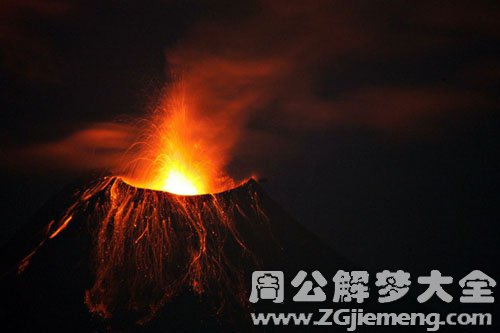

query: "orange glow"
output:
25 176 266 324
162 169 200 194
16 80 263 324
48 215 72 239
120 82 234 195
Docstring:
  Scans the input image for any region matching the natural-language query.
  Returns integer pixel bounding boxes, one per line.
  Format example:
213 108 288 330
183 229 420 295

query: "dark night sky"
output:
1 0 499 277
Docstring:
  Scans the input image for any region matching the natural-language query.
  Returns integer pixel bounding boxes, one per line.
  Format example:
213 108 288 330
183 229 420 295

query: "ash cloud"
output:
162 0 498 176
5 123 137 173
2 0 498 177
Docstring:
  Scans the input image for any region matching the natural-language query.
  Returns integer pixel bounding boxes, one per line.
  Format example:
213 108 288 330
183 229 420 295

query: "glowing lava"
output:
17 80 261 324
162 169 200 195
120 82 234 195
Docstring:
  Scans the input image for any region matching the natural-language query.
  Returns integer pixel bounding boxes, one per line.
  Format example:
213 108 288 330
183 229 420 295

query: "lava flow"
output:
16 81 266 324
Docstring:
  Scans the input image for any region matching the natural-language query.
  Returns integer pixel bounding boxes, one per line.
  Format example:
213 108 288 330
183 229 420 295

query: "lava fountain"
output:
119 82 236 195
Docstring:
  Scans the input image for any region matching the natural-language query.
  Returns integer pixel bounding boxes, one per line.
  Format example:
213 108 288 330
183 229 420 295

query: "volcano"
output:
0 173 347 331
0 80 351 332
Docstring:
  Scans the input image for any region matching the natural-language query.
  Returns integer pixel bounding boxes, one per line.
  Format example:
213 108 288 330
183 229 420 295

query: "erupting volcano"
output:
12 82 250 321
0 81 340 331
